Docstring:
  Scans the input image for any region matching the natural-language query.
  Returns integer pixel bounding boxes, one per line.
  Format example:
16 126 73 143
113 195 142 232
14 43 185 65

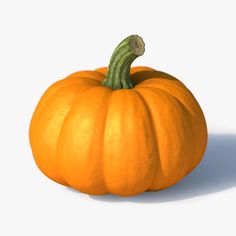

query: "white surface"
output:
1 0 236 235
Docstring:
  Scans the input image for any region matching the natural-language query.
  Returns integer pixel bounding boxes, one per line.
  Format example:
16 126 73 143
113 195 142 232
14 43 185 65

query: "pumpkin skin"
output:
29 66 207 196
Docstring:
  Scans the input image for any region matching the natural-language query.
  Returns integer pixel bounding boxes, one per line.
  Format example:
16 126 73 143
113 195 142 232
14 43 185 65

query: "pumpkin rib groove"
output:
83 87 112 194
54 86 98 187
30 79 78 135
143 84 207 169
101 91 131 194
102 90 159 195
140 86 198 171
56 85 103 170
132 71 178 86
134 87 194 189
134 87 166 189
136 80 199 116
32 83 100 186
147 87 196 178
157 87 197 172
138 85 193 116
30 78 99 138
79 86 112 194
36 75 101 111
132 89 160 191
100 91 114 194
30 81 98 148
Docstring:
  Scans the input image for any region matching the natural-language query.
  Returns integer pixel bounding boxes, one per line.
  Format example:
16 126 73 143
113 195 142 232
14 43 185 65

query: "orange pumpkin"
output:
29 35 207 196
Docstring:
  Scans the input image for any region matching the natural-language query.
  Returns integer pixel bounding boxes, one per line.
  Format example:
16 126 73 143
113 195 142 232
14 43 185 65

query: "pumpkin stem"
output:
101 35 145 90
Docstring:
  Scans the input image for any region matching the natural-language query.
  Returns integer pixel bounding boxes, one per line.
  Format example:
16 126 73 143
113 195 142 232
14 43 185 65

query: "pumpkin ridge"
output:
153 87 195 177
30 82 90 144
134 86 195 189
30 78 99 137
139 85 207 169
54 85 101 186
33 83 100 185
155 86 207 170
31 82 98 144
157 88 198 171
30 80 79 134
57 86 111 193
132 89 160 191
81 86 112 194
145 87 197 172
139 86 194 116
102 90 157 195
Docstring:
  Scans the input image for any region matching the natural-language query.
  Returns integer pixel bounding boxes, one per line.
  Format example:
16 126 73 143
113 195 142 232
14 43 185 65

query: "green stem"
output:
101 35 145 90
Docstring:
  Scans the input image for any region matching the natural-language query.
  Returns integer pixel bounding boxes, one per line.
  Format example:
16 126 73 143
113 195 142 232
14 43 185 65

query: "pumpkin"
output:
29 35 207 196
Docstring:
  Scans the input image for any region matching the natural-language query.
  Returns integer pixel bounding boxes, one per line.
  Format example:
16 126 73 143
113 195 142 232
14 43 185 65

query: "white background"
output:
1 0 236 235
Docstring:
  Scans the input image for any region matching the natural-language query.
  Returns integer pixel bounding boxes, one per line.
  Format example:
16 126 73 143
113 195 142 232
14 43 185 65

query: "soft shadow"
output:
87 134 236 203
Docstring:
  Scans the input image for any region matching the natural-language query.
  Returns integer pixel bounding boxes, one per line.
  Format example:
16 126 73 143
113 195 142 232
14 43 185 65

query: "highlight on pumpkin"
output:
29 35 208 197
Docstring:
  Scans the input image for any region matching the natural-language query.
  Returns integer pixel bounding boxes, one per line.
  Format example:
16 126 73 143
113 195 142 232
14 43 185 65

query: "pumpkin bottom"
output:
64 175 184 197
57 163 198 197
